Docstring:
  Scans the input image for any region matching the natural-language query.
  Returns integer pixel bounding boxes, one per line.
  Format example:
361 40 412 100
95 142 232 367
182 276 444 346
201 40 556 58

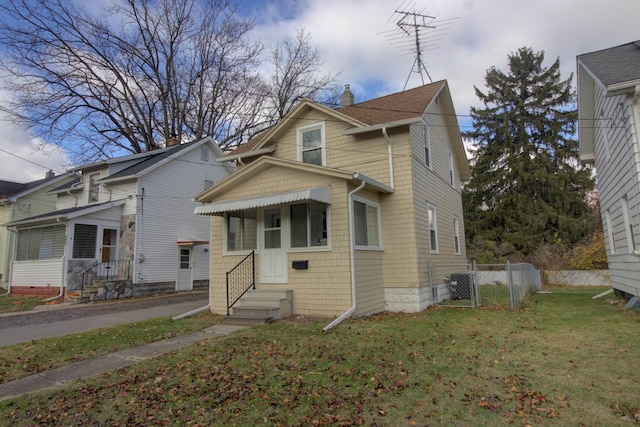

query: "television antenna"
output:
381 1 456 90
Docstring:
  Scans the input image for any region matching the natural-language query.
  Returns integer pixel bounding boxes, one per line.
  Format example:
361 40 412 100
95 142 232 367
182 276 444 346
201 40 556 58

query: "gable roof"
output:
65 137 232 184
0 173 77 202
577 41 640 91
577 41 640 163
5 198 127 227
337 81 445 124
227 80 448 160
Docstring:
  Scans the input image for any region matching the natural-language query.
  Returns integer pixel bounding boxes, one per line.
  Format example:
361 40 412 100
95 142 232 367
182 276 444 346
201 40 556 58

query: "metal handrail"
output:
226 250 255 316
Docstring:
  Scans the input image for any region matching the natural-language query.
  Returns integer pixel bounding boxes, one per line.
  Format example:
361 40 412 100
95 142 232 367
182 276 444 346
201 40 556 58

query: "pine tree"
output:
463 47 594 259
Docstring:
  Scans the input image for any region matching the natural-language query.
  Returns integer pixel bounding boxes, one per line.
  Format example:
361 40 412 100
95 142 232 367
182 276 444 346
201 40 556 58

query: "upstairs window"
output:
88 173 100 204
422 118 431 169
354 198 381 249
448 149 455 187
298 122 326 166
453 216 461 255
200 146 210 162
291 202 328 248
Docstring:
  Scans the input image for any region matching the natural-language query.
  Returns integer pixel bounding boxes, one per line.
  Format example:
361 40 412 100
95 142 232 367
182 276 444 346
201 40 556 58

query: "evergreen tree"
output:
463 47 594 259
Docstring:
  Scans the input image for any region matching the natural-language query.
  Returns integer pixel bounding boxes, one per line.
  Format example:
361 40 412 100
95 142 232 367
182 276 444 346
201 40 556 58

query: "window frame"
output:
427 202 438 253
200 146 210 162
88 172 100 204
297 122 326 166
224 210 257 254
422 118 431 169
605 208 616 255
621 196 635 254
453 215 461 255
16 224 66 261
448 149 455 187
72 223 98 259
353 196 382 250
290 202 330 251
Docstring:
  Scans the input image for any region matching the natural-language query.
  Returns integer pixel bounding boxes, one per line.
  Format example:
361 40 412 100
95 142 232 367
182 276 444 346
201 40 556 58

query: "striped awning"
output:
194 186 331 216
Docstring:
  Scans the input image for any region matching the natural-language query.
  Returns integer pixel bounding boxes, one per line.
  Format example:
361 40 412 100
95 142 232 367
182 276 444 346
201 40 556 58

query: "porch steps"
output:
223 290 293 326
66 280 108 304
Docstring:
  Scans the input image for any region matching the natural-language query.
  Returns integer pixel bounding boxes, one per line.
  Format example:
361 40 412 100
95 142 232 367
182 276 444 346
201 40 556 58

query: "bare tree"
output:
266 28 341 121
0 0 266 160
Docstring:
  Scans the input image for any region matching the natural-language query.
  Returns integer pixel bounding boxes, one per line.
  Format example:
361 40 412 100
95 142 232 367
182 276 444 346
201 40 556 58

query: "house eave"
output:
5 198 127 227
217 146 276 163
342 117 422 135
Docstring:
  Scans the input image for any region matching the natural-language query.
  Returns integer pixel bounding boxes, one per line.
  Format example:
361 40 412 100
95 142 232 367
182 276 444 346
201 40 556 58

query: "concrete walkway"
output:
1 298 211 346
0 324 248 402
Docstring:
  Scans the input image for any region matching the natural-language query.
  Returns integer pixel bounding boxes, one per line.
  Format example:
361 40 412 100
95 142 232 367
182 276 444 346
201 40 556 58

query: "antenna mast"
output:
382 1 456 90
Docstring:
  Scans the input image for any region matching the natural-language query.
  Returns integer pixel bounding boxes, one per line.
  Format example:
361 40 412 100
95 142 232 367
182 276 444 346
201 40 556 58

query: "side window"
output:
621 196 635 253
453 216 460 255
88 173 100 204
428 203 438 253
297 122 326 166
226 210 257 252
449 149 455 187
422 118 431 169
605 208 616 254
354 198 381 248
200 146 210 162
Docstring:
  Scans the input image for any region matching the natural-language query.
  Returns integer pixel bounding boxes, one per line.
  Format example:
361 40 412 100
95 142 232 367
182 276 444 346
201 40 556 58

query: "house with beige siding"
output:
195 81 470 326
578 41 640 299
6 137 233 298
0 172 76 290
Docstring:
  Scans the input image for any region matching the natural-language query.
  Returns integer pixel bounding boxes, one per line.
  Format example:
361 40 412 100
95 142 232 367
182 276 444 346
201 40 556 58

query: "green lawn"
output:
1 287 639 426
0 295 46 313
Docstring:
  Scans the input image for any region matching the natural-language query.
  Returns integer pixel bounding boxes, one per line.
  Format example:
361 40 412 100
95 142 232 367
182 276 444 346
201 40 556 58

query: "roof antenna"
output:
381 1 457 90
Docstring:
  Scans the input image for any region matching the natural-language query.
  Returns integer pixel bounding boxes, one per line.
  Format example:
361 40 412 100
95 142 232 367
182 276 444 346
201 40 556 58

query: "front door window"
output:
263 208 281 249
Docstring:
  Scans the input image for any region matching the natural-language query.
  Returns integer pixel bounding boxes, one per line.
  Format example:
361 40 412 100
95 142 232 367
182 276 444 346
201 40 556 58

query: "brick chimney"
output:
45 170 55 179
341 84 354 107
167 133 179 147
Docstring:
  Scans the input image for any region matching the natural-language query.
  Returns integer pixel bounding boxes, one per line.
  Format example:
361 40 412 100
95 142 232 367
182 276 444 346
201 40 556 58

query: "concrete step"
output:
236 289 293 318
231 305 279 318
223 314 274 326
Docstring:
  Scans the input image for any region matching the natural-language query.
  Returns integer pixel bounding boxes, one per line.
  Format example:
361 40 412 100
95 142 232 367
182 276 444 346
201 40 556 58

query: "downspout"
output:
382 126 395 189
2 227 17 296
323 178 367 332
43 219 69 302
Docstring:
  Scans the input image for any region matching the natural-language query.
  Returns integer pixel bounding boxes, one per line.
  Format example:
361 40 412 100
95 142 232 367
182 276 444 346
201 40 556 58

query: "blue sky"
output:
1 0 639 181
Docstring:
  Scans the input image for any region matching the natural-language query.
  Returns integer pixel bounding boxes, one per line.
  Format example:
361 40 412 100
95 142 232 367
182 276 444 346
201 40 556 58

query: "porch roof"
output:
194 186 331 216
5 199 127 227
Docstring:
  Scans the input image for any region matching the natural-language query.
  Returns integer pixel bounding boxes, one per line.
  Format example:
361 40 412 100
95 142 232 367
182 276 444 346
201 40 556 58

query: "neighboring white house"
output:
6 137 233 298
0 172 77 289
577 40 640 299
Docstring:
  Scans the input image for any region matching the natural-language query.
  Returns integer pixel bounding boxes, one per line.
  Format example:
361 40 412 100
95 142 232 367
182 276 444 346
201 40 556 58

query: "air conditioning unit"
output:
448 273 473 300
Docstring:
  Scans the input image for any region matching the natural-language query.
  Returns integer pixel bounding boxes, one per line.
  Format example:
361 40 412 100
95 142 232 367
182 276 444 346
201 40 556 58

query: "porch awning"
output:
194 186 331 216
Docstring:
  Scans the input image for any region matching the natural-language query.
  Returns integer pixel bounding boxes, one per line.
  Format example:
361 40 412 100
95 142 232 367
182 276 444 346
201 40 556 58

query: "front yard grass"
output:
0 311 220 384
0 295 46 313
1 287 639 426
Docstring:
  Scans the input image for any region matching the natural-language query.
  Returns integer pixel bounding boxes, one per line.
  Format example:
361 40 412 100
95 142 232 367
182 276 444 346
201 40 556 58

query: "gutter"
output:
323 178 367 332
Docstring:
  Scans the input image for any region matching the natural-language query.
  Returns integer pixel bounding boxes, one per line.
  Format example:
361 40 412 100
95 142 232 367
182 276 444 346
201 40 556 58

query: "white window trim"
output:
88 172 101 204
621 196 635 254
353 196 382 250
222 211 258 256
297 122 326 166
605 209 616 255
428 202 439 254
289 203 332 252
453 215 461 255
422 118 431 169
448 149 455 187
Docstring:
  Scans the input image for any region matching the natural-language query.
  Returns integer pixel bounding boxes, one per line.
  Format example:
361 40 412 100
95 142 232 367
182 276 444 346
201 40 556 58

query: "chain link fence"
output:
429 261 541 309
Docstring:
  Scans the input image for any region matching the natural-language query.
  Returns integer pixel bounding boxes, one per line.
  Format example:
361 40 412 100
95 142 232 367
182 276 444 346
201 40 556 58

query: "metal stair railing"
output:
226 250 255 316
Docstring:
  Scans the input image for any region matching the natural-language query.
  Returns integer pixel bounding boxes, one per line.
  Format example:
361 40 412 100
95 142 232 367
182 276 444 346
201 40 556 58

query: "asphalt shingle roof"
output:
578 41 640 87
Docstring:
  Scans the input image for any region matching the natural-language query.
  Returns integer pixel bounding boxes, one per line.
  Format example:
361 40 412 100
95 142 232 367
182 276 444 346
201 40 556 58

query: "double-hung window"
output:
422 118 431 169
453 216 460 255
354 198 381 249
226 210 257 252
291 202 328 248
298 122 326 166
88 173 100 204
428 203 438 253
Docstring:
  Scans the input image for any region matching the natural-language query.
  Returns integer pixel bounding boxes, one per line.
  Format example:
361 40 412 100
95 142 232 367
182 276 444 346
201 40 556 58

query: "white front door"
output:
176 247 193 291
260 207 288 283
